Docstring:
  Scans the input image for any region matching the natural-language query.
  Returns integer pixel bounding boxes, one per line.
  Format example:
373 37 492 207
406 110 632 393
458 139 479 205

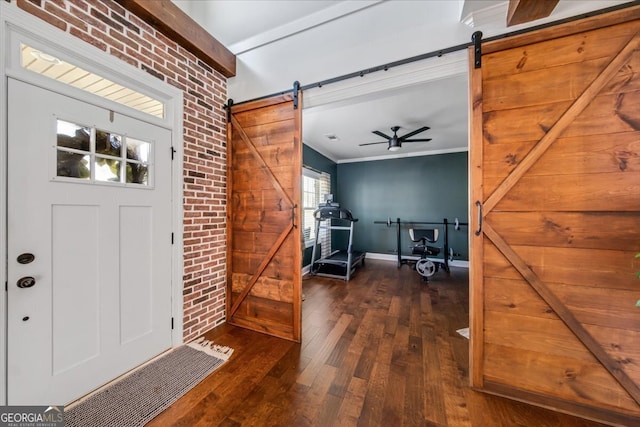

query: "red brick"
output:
90 6 121 31
92 0 108 15
127 13 153 34
109 47 137 67
69 4 106 32
108 28 138 50
140 45 165 66
18 0 67 31
69 26 107 51
67 0 88 12
168 47 187 64
91 27 124 52
156 31 178 51
102 0 125 16
125 29 153 51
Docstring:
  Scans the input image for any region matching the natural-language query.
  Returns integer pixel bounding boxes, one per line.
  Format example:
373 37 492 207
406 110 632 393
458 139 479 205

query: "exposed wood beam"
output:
507 0 560 27
117 0 236 77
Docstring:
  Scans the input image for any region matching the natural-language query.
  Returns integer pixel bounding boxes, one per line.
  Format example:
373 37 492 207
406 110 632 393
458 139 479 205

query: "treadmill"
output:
310 202 366 281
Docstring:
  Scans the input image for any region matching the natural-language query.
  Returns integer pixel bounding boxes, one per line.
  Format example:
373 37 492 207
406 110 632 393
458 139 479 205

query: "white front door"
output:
7 78 173 405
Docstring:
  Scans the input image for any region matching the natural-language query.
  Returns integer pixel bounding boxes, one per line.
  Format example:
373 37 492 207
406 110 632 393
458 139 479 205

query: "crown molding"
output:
461 1 507 28
336 146 468 164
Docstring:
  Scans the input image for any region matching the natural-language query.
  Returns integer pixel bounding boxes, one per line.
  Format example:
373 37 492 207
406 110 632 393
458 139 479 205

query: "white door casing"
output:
7 78 173 405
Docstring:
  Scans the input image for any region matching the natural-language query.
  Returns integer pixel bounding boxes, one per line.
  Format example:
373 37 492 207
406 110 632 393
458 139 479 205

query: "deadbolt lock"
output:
17 253 35 264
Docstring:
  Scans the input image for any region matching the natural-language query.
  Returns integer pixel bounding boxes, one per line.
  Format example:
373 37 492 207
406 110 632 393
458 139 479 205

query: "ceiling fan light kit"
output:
388 136 401 151
359 125 432 151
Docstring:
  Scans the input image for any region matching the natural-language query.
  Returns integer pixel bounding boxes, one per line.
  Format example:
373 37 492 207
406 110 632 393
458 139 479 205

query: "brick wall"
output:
13 0 228 342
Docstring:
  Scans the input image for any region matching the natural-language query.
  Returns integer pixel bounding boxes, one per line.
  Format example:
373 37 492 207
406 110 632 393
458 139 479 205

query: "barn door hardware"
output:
292 81 300 109
223 98 234 122
291 204 298 228
472 31 483 69
474 201 483 235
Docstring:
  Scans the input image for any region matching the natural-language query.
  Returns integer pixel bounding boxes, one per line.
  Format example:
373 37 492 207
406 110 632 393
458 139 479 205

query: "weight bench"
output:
409 228 441 279
409 228 441 257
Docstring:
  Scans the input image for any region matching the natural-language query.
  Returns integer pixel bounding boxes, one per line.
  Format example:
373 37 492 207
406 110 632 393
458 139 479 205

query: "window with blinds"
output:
302 168 331 256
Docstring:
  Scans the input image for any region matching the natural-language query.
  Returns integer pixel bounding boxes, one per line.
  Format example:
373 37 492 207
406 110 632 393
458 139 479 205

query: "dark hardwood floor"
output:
149 260 607 426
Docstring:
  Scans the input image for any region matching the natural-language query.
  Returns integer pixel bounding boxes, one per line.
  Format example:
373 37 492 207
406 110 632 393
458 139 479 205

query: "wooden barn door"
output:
226 94 302 342
470 7 640 424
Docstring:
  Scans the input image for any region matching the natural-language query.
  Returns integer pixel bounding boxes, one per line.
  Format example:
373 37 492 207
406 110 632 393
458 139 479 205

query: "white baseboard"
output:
364 252 403 262
303 253 469 270
448 259 469 268
364 252 469 268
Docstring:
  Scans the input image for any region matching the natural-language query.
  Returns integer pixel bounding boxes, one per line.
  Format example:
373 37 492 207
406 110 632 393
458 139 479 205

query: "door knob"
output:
16 277 36 288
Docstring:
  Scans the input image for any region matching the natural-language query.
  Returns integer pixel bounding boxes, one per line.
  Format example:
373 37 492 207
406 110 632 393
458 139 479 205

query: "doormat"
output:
65 338 233 427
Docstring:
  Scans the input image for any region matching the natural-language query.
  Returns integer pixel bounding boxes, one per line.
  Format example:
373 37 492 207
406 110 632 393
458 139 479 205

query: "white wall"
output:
220 0 632 102
228 0 470 101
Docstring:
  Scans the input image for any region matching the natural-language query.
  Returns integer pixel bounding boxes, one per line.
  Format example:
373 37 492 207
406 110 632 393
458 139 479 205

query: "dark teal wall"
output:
335 152 469 261
303 145 337 196
301 148 469 265
302 145 337 266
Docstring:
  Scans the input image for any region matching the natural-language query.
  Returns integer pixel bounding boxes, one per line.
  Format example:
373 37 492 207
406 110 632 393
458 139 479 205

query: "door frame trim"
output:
0 2 185 405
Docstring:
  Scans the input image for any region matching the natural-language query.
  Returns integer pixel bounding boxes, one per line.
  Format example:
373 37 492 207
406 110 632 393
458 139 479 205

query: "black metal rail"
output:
227 1 640 108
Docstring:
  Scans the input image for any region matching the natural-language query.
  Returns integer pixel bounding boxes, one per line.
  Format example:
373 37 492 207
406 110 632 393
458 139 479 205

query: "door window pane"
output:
57 120 90 151
127 138 150 162
95 158 121 182
96 130 122 157
126 163 148 185
54 119 151 187
57 152 90 179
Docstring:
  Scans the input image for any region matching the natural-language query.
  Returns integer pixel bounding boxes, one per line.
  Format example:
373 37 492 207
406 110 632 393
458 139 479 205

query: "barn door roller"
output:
293 81 300 109
224 98 234 122
472 31 483 69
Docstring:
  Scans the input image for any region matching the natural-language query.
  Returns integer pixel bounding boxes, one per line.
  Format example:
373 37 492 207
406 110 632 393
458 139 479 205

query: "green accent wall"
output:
303 145 337 191
335 152 469 261
301 148 469 267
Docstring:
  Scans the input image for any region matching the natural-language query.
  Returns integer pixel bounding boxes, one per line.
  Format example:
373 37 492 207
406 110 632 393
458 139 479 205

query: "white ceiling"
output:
173 1 340 49
174 0 634 163
303 67 469 163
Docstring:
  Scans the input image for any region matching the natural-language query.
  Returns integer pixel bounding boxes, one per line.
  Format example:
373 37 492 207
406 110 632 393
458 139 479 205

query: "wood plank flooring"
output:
148 260 607 426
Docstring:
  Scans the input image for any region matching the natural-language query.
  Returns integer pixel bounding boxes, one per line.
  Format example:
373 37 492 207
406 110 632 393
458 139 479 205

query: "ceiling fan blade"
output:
359 141 389 146
402 138 432 142
399 126 430 140
372 130 391 139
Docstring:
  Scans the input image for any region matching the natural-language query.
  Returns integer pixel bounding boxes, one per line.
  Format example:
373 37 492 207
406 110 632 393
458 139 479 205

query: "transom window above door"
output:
56 119 152 187
21 44 164 118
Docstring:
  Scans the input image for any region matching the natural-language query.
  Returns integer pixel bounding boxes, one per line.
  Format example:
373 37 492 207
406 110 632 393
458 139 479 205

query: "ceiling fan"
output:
359 126 431 151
